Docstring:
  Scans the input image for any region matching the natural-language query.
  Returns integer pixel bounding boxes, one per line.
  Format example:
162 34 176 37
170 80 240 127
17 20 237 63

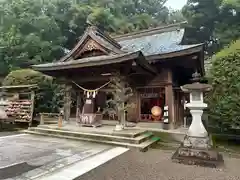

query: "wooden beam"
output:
71 76 110 83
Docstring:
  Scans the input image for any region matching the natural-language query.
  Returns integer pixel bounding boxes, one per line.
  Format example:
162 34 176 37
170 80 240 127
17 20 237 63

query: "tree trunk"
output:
120 102 125 128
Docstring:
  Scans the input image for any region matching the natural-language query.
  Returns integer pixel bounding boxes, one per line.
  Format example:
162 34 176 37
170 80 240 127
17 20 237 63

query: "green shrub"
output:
3 69 64 114
207 40 240 132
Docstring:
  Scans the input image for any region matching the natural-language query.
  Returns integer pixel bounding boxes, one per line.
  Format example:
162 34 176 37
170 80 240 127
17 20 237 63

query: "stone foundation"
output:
183 135 212 149
172 145 224 168
172 135 224 168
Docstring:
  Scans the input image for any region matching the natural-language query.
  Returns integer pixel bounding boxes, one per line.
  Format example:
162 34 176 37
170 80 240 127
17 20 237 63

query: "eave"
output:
147 44 205 75
33 51 154 73
33 52 138 71
146 44 204 62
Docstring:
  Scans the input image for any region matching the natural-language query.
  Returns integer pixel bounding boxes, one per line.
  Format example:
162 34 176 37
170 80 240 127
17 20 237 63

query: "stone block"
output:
172 145 224 168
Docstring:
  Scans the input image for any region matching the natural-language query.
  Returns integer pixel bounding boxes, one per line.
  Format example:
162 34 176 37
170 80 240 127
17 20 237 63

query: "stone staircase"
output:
24 126 160 152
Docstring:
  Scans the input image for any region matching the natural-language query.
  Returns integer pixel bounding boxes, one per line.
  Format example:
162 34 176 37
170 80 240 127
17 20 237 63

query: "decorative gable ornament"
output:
86 41 98 51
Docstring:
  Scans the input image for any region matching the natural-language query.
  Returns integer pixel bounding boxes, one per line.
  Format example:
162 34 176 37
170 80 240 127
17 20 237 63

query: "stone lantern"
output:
181 72 211 146
172 72 223 168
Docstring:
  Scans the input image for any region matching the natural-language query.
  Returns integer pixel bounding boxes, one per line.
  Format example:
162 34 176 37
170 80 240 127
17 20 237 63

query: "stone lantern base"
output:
172 135 224 168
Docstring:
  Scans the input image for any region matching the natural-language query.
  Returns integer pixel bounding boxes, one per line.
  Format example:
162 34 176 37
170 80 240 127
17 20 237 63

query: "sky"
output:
165 0 188 10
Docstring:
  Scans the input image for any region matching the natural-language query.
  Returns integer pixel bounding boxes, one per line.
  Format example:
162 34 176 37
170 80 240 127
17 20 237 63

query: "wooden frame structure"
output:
0 84 37 126
32 22 205 129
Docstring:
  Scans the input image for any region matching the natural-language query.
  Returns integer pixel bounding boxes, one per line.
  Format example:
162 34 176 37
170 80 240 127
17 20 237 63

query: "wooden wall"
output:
69 68 186 128
128 68 181 128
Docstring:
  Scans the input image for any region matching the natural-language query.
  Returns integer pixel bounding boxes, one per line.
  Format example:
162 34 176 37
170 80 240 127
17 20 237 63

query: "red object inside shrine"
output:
140 97 164 121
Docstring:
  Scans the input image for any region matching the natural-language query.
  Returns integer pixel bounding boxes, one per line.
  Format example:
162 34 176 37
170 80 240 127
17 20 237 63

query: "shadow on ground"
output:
0 162 40 179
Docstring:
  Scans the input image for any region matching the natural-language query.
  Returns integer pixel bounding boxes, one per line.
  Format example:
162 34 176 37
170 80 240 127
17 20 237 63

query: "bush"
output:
3 69 64 114
207 40 240 132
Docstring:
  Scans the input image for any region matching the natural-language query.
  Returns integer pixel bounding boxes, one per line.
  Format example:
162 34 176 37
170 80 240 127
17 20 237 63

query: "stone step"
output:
44 121 58 124
36 125 146 138
24 130 159 152
27 127 152 144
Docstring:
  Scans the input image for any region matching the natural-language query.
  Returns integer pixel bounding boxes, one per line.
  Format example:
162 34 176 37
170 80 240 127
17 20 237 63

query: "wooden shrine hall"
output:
32 22 205 129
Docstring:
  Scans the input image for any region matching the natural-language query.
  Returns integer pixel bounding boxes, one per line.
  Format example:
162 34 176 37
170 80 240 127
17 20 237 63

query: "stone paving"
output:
0 131 19 137
79 149 240 180
0 134 112 180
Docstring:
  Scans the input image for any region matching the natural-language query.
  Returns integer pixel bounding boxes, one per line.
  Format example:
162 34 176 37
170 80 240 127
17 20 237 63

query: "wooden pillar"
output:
178 92 185 127
64 85 71 122
127 88 138 122
75 91 81 123
29 90 35 127
40 113 44 125
165 69 175 129
136 90 141 122
174 90 180 127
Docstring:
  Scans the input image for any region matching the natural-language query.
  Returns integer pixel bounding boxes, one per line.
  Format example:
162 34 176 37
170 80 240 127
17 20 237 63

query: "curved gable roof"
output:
59 26 123 62
118 29 185 56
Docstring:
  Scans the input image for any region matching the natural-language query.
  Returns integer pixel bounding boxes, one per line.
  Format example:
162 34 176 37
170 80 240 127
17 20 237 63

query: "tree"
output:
0 0 66 73
104 74 134 130
214 0 240 48
182 0 221 55
207 40 240 132
167 9 186 24
2 69 64 114
78 0 172 34
182 0 240 54
0 0 183 75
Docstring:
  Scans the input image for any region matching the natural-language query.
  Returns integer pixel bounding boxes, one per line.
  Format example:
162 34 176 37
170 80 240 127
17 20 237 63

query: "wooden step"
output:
24 130 159 152
27 127 152 144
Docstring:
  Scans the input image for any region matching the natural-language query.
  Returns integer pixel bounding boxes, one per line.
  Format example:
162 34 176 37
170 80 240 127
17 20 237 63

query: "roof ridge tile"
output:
114 21 187 41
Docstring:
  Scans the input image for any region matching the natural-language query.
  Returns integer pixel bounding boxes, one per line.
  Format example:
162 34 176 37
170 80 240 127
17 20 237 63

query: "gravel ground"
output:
78 149 240 180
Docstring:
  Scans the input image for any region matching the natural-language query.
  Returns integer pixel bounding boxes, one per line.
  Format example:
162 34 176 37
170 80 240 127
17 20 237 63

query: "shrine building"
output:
32 22 205 129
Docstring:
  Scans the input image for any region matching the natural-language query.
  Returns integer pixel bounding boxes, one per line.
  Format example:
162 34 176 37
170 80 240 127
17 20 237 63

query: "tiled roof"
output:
116 22 203 57
59 22 203 63
32 22 204 73
119 29 188 56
